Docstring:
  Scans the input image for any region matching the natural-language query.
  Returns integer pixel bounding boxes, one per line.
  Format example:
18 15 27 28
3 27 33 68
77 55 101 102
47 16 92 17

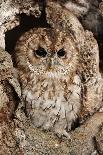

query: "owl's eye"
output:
35 47 47 58
57 48 66 58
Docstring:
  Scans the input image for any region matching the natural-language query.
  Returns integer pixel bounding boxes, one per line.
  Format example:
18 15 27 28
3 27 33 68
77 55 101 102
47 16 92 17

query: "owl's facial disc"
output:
15 28 78 79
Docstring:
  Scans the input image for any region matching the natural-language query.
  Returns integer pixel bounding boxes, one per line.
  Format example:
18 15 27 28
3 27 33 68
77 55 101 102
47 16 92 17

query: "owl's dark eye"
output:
35 47 47 58
57 48 66 58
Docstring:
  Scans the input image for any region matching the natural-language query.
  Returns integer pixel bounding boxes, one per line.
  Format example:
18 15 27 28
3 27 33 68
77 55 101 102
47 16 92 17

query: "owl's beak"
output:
47 58 55 71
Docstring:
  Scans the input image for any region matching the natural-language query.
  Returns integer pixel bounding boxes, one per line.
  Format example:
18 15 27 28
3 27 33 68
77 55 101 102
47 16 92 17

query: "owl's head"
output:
15 28 79 80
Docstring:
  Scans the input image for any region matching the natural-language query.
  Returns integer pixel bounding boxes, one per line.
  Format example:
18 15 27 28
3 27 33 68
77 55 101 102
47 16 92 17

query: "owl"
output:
14 27 81 138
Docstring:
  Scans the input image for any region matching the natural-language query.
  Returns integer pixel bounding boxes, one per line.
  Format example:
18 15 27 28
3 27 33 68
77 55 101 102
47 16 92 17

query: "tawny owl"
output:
15 27 81 138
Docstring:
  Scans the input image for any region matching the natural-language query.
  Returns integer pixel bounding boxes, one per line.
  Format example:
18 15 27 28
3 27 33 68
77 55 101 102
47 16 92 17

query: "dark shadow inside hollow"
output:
71 118 80 131
98 41 103 73
97 0 102 3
